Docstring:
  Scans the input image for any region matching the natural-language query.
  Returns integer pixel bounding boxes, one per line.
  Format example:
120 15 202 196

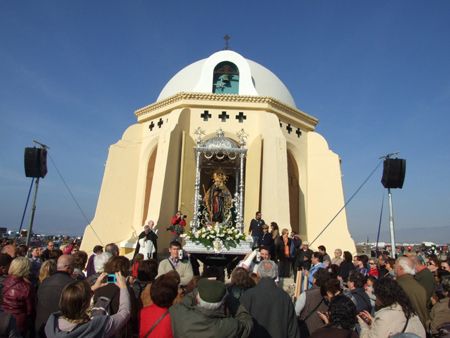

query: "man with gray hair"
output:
170 278 253 337
240 260 300 338
105 242 119 256
35 254 75 337
395 256 430 329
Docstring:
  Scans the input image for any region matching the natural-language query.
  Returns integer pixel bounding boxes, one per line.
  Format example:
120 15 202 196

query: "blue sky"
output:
1 1 449 242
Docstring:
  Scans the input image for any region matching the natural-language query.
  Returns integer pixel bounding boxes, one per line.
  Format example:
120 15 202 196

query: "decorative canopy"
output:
195 128 246 160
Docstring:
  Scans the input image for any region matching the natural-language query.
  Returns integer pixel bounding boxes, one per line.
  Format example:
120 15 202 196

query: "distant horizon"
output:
3 222 447 246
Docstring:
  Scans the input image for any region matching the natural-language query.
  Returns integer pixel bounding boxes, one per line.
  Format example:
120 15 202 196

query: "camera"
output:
107 274 117 283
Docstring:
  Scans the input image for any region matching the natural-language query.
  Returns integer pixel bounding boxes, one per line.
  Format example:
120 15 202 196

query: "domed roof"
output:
157 50 296 108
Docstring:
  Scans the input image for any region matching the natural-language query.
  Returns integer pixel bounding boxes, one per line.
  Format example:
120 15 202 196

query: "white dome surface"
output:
157 51 296 108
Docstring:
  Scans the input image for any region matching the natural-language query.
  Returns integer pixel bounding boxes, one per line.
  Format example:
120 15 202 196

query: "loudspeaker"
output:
24 147 48 178
381 158 406 189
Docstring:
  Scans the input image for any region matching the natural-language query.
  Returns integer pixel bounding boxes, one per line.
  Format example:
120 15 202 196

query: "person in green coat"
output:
170 278 253 338
395 256 430 330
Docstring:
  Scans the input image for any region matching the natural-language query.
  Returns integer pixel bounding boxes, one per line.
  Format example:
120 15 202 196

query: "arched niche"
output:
212 61 239 94
287 150 300 234
142 147 157 224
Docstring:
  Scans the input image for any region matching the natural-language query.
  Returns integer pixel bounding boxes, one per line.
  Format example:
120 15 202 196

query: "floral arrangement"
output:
186 224 246 251
166 224 185 235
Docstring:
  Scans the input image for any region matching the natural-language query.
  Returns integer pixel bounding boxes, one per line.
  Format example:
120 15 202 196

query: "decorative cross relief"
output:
157 118 164 128
149 121 155 131
296 128 302 138
219 111 230 122
286 124 293 134
193 127 205 144
201 110 212 121
236 129 248 147
235 112 247 123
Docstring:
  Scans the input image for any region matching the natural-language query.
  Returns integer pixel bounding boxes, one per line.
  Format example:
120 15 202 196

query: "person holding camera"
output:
168 211 187 242
157 241 193 287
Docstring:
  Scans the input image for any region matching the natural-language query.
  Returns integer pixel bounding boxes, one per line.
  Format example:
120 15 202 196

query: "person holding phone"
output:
45 271 130 337
93 256 139 338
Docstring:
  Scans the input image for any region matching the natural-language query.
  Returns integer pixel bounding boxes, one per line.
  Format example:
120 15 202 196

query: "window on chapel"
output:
212 61 239 94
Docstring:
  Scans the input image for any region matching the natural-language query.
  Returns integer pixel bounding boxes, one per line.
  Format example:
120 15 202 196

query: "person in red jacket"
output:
1 257 34 336
368 258 379 278
168 211 186 242
139 272 179 338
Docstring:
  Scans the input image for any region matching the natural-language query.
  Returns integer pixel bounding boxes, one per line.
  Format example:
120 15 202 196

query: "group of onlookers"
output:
293 247 450 337
0 228 449 338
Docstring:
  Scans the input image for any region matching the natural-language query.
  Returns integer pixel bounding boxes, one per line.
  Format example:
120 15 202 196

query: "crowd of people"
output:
0 212 448 338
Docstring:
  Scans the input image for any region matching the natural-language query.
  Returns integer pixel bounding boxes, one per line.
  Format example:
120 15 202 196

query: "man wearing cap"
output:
134 220 158 260
240 260 300 338
170 278 253 337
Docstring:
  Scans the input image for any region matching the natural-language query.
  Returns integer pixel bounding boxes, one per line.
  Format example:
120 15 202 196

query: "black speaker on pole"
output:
24 147 48 178
381 158 406 189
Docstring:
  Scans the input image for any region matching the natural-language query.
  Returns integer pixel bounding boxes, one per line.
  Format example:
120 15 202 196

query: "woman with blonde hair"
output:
270 222 281 260
1 256 35 335
277 228 292 278
39 259 57 284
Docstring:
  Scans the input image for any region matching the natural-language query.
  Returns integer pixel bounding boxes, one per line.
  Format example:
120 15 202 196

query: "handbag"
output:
298 298 324 337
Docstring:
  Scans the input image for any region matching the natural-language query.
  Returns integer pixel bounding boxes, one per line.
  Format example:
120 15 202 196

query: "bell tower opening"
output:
212 61 239 94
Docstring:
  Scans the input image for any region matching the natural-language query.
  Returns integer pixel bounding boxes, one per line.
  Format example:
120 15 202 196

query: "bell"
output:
221 74 230 82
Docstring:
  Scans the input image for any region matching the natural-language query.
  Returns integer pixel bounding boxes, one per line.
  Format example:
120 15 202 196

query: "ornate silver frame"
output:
191 128 248 234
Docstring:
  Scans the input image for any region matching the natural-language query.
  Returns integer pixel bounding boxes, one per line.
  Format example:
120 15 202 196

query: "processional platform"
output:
185 128 253 261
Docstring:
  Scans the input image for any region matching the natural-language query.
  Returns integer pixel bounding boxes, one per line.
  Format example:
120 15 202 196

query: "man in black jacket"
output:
248 211 265 249
35 254 75 337
293 241 313 281
134 221 158 260
240 260 300 338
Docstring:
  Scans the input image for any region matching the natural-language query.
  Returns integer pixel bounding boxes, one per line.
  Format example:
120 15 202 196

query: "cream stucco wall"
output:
301 132 355 253
82 93 355 255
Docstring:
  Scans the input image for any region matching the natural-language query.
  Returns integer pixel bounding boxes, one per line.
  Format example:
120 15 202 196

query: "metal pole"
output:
26 177 40 246
18 178 35 233
388 188 396 258
191 150 201 232
238 152 245 233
